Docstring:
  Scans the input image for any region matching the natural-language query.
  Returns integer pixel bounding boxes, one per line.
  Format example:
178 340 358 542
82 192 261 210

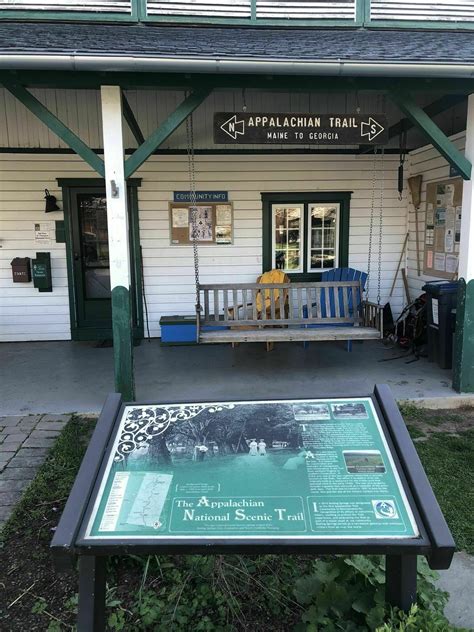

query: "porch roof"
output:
1 22 474 72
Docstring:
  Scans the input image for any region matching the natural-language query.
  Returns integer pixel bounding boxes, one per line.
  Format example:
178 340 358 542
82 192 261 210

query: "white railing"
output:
147 0 251 17
371 0 474 22
1 0 131 11
256 0 355 19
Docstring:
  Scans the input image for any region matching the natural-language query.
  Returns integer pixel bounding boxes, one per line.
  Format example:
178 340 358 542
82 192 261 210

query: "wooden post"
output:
100 85 135 401
454 94 474 393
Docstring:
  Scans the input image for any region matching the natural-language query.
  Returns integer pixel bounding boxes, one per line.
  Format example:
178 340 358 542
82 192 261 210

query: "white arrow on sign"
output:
220 114 245 140
360 117 385 142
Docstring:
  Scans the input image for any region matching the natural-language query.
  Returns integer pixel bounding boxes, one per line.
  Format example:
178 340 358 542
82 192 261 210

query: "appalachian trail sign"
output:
51 385 454 632
214 112 388 145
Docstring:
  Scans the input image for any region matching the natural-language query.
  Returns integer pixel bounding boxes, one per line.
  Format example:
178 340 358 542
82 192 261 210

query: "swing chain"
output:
377 147 384 306
366 147 378 300
186 110 201 315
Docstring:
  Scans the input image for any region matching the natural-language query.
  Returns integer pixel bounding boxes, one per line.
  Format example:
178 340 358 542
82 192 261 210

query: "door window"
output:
78 194 111 299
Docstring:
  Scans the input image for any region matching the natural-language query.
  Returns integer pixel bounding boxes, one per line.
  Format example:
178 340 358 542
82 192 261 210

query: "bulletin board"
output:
423 178 462 279
169 202 233 245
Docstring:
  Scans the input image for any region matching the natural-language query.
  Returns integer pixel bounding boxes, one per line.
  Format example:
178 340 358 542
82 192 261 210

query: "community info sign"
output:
85 398 418 541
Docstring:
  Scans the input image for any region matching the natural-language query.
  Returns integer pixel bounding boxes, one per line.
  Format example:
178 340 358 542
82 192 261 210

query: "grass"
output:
1 414 95 542
415 430 474 554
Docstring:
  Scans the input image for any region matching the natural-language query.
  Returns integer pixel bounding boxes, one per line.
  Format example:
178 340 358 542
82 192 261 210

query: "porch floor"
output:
0 338 465 416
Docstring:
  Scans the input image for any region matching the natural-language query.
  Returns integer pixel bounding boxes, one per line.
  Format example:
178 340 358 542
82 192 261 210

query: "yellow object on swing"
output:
255 269 290 317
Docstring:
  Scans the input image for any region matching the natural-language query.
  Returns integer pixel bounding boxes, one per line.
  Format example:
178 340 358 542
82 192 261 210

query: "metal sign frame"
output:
51 385 455 631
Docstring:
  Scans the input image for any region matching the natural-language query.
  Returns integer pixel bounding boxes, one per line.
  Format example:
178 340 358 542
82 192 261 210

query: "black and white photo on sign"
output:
189 206 213 241
331 402 368 419
293 403 330 421
216 205 232 225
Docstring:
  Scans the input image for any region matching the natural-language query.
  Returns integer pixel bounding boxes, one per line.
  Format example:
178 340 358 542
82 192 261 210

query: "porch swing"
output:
185 115 385 346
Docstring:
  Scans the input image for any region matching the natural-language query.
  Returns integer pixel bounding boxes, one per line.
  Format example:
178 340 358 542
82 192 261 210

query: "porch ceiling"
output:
1 22 474 71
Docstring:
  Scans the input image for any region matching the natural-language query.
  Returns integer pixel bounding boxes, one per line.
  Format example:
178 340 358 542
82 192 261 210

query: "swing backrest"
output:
320 268 368 318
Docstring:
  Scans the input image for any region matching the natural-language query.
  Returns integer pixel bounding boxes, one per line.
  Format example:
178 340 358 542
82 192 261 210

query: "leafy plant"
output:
293 555 462 632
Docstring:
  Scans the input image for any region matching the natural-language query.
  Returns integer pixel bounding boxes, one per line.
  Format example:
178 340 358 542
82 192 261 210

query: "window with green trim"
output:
262 192 351 280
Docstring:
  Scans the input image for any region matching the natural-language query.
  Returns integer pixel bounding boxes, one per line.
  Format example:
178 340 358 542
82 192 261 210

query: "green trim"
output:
3 71 474 95
124 87 212 178
2 80 105 176
453 279 474 393
360 95 467 153
112 285 135 401
57 177 142 187
122 93 145 146
261 191 351 281
389 89 472 180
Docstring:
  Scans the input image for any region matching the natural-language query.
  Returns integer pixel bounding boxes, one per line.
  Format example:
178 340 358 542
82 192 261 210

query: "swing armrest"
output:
361 301 384 336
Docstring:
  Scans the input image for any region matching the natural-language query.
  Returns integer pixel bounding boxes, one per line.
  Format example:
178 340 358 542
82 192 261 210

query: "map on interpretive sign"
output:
85 398 419 541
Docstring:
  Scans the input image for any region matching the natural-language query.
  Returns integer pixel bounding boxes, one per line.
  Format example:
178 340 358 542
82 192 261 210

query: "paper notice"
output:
215 225 232 244
426 203 434 226
446 254 458 275
426 250 434 269
34 222 52 245
190 206 213 241
172 207 189 228
455 207 462 242
434 252 446 272
99 472 130 532
432 298 439 326
426 228 434 246
216 205 232 225
446 184 455 207
445 228 454 253
435 228 445 251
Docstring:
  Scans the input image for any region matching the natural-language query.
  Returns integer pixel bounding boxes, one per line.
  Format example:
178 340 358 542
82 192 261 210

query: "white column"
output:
459 93 474 281
100 85 131 292
100 85 134 399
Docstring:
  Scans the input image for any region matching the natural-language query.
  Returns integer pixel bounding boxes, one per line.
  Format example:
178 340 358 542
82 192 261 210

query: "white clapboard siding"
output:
1 0 131 12
371 0 474 22
0 152 407 341
405 131 466 300
256 0 355 19
147 0 251 17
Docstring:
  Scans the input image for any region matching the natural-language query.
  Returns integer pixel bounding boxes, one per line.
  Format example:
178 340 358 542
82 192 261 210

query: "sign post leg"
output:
78 556 106 632
385 554 417 612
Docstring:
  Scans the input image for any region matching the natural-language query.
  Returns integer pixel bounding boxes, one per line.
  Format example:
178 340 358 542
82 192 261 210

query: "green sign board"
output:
85 398 418 541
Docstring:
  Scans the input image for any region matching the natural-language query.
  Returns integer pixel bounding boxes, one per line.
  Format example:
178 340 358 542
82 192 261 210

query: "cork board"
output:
423 178 462 279
169 202 233 245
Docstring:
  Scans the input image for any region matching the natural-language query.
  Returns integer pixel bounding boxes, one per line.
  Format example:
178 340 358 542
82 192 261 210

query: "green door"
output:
67 185 143 341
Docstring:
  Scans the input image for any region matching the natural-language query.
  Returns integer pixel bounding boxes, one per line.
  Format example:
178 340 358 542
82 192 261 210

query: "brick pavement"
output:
0 414 71 527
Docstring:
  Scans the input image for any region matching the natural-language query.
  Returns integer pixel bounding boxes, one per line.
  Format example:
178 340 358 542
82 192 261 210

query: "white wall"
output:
406 131 465 300
0 152 407 341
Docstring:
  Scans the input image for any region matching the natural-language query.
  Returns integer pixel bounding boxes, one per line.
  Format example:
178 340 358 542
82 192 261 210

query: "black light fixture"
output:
44 188 60 213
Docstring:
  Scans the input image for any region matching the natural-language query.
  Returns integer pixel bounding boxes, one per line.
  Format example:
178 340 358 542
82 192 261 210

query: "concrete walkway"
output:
0 413 71 527
1 339 471 416
437 552 474 630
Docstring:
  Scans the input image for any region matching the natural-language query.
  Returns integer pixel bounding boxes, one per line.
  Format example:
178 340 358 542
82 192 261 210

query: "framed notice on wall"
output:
424 178 462 279
169 202 233 245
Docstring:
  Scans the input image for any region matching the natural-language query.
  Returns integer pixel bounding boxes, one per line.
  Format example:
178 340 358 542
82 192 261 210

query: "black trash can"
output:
422 281 459 369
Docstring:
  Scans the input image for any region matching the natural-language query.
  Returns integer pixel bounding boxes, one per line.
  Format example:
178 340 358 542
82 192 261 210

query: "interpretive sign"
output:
83 397 417 541
52 386 455 630
214 113 388 145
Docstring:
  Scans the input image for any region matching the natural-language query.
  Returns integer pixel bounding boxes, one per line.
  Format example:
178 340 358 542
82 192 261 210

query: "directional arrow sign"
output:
220 114 246 140
214 113 388 145
361 117 385 142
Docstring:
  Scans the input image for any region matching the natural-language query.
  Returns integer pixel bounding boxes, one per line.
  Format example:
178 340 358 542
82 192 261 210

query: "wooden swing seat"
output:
196 279 383 344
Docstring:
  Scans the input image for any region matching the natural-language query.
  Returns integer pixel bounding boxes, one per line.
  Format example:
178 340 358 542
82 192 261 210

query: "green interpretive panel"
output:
85 398 419 541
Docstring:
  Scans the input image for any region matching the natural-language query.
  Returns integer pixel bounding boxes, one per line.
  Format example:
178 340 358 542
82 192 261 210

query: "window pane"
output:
311 230 323 248
308 203 339 271
273 206 302 272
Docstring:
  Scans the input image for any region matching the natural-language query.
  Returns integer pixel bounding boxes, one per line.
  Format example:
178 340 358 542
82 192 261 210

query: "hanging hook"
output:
242 88 247 112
